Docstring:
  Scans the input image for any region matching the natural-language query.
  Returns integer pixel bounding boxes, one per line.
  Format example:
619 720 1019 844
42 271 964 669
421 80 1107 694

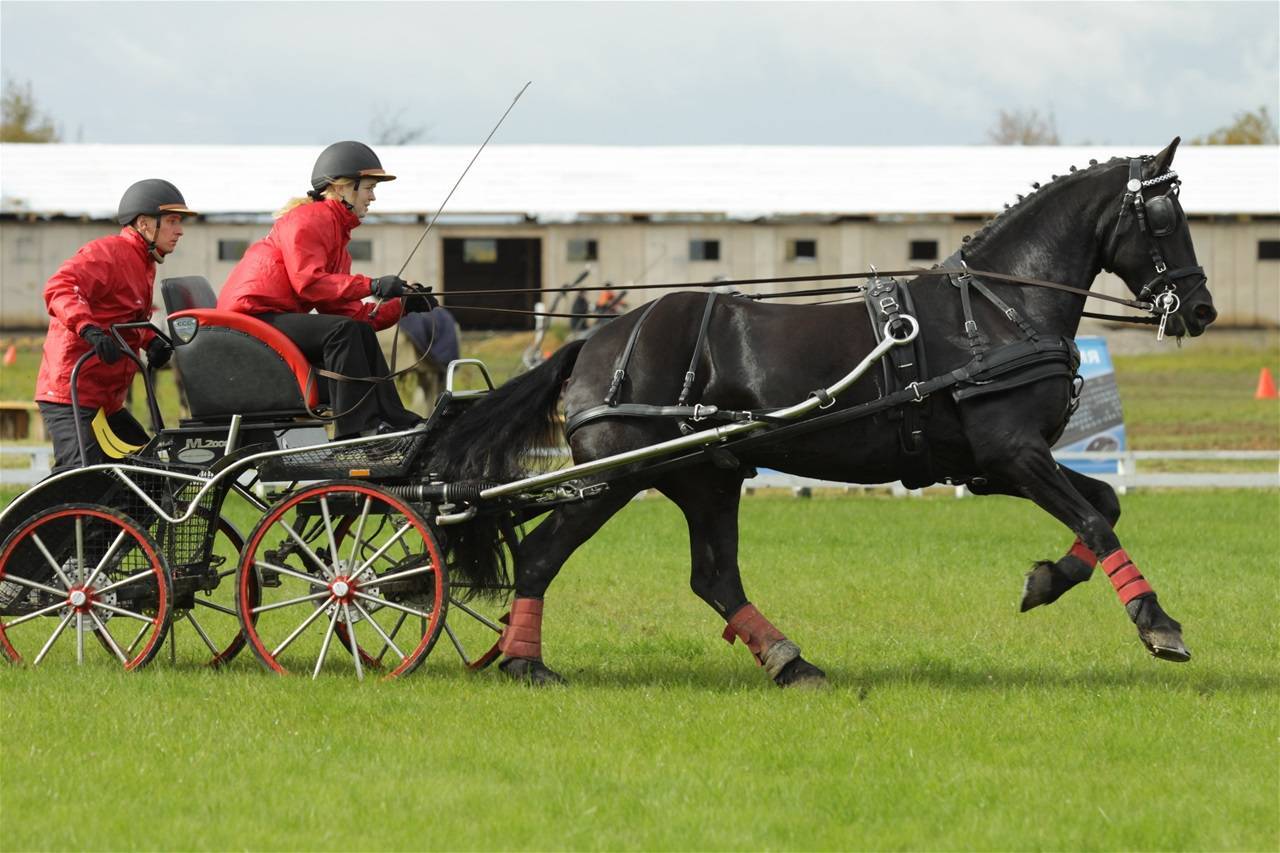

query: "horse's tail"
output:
427 338 586 483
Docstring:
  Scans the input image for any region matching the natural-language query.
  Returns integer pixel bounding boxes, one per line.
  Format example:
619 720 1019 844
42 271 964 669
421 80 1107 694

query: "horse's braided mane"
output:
961 155 1130 253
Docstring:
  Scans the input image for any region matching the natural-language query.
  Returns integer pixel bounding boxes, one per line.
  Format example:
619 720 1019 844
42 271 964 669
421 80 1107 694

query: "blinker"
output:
1145 194 1178 237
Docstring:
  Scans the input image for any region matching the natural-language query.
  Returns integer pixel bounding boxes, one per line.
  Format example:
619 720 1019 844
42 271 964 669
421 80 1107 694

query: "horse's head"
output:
1100 137 1217 337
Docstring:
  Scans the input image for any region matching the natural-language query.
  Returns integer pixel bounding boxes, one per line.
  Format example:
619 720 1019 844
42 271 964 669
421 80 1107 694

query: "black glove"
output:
146 336 173 369
403 292 439 313
370 274 407 299
80 325 122 364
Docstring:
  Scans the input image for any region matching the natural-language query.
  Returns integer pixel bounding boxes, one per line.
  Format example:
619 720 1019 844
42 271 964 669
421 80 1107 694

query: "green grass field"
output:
1 490 1276 850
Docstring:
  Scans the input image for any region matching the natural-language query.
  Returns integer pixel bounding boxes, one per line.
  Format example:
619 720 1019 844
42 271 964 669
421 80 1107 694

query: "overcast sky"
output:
2 1 1276 147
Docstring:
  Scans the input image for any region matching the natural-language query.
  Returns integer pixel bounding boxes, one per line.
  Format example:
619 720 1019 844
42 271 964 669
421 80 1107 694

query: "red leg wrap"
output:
1067 538 1098 567
1100 549 1154 605
721 603 787 666
498 597 543 659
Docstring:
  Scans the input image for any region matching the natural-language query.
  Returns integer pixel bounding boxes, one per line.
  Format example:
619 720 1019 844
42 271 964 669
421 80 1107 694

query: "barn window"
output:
787 239 817 261
567 239 598 262
463 239 498 264
1259 240 1280 261
689 240 720 261
217 239 249 261
349 240 373 261
909 240 939 261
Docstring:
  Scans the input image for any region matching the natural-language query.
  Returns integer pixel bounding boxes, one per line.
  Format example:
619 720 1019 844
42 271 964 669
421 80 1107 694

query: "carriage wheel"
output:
171 517 258 668
237 482 447 680
440 522 518 671
0 505 171 670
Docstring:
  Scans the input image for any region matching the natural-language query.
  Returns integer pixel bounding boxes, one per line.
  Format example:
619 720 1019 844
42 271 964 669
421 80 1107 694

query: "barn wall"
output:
3 217 1276 328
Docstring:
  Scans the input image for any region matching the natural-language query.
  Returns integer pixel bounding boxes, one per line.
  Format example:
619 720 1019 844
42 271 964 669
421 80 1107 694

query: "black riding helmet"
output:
310 141 397 193
116 179 197 226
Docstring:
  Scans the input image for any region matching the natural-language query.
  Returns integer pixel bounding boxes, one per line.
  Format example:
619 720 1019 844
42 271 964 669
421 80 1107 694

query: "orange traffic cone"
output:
1256 367 1278 400
2 345 16 367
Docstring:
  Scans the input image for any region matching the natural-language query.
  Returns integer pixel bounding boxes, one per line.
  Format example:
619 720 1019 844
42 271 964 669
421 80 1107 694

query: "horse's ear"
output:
1147 137 1181 177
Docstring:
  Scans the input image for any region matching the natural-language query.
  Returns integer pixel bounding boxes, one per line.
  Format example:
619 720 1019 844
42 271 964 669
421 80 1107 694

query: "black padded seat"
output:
160 276 217 313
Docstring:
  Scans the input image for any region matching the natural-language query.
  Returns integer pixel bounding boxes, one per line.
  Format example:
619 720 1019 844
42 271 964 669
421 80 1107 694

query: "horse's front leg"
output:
970 467 1120 610
658 469 827 688
972 437 1190 662
500 488 637 685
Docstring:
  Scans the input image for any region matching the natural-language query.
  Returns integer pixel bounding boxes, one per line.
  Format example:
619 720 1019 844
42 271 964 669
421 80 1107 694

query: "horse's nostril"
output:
1194 304 1217 324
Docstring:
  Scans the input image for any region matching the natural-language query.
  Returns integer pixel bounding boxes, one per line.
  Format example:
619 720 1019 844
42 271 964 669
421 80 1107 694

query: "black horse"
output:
432 139 1217 686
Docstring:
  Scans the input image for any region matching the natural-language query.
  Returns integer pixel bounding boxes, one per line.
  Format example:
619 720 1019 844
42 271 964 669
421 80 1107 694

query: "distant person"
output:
398 307 461 408
35 179 194 470
217 141 436 439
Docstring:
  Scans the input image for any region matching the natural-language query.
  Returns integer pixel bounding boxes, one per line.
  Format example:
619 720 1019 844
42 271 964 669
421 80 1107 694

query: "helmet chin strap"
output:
131 216 166 263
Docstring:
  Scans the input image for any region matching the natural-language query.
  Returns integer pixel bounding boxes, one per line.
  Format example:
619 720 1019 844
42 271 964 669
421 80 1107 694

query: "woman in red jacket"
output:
36 179 195 470
218 141 434 439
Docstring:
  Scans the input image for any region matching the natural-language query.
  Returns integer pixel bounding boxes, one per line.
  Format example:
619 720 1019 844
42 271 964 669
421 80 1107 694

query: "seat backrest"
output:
168 309 320 421
161 276 217 313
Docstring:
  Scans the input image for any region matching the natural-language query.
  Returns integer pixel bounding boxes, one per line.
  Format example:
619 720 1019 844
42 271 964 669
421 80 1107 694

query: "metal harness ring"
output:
884 314 920 344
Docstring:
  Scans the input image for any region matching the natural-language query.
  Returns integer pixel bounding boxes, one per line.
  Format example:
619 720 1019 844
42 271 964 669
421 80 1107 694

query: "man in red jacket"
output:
36 179 196 470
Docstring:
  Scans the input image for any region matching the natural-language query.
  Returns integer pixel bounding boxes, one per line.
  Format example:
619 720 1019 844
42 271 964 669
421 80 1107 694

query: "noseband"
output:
1103 158 1207 313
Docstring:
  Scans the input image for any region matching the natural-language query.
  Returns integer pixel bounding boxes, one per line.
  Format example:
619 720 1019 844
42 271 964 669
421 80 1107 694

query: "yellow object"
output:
91 409 146 459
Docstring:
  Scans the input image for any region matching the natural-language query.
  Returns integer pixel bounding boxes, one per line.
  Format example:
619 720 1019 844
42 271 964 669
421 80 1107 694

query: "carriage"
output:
0 141 1218 684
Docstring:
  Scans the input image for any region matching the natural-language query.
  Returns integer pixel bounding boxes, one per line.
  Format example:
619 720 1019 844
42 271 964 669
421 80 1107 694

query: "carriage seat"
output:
161 277 322 422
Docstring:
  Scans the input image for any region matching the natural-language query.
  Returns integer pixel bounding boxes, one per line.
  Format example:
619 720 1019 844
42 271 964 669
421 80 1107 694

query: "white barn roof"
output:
2 143 1276 220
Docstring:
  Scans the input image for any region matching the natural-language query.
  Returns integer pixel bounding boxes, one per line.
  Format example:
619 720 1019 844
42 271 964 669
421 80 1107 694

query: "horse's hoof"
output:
499 656 567 685
774 655 828 689
1138 627 1192 663
1020 557 1092 612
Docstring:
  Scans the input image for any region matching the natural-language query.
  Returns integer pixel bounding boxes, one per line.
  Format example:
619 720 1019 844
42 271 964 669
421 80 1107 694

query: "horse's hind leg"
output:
973 468 1120 611
971 435 1189 662
656 468 827 688
499 488 637 685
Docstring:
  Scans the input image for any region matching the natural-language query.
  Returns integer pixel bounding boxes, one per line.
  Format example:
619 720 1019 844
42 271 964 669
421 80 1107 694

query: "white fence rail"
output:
2 445 1277 493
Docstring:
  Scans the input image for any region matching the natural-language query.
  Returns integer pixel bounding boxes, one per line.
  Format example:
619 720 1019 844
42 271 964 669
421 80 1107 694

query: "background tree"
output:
370 105 429 145
986 108 1059 145
1 76 60 142
1191 106 1278 144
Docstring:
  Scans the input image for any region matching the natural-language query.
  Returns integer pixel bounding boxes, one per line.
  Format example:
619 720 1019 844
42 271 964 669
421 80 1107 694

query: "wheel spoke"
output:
82 528 130 590
185 612 221 656
75 612 84 665
352 600 405 661
255 559 328 589
252 590 332 615
345 497 372 572
365 564 433 588
74 518 85 584
312 605 340 679
193 598 236 617
94 569 157 597
352 590 432 620
448 597 506 633
342 603 364 681
29 533 74 589
319 497 341 572
3 599 69 630
443 620 471 665
270 597 333 658
32 610 75 666
1 572 69 599
280 520 332 581
125 620 150 655
92 600 156 624
349 522 413 584
88 610 129 665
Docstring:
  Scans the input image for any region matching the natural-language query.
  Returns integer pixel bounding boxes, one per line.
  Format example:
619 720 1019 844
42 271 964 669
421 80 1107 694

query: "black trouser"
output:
254 313 416 438
38 401 107 471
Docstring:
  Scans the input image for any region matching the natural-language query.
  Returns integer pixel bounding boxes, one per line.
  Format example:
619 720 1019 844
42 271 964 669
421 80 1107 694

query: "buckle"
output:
878 296 899 314
907 382 925 403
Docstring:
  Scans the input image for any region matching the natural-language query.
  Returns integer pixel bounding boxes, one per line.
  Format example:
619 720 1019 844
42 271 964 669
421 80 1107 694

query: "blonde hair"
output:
275 177 357 218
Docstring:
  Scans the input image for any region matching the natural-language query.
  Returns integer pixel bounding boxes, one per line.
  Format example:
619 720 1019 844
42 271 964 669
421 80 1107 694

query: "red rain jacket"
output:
217 199 401 329
36 227 158 412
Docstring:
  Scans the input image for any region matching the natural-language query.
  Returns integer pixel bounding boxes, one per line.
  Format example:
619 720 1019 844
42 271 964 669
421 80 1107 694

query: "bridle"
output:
1100 158 1207 337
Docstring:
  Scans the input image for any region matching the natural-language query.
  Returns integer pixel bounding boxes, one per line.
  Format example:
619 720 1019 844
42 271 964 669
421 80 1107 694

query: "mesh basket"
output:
257 430 429 482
